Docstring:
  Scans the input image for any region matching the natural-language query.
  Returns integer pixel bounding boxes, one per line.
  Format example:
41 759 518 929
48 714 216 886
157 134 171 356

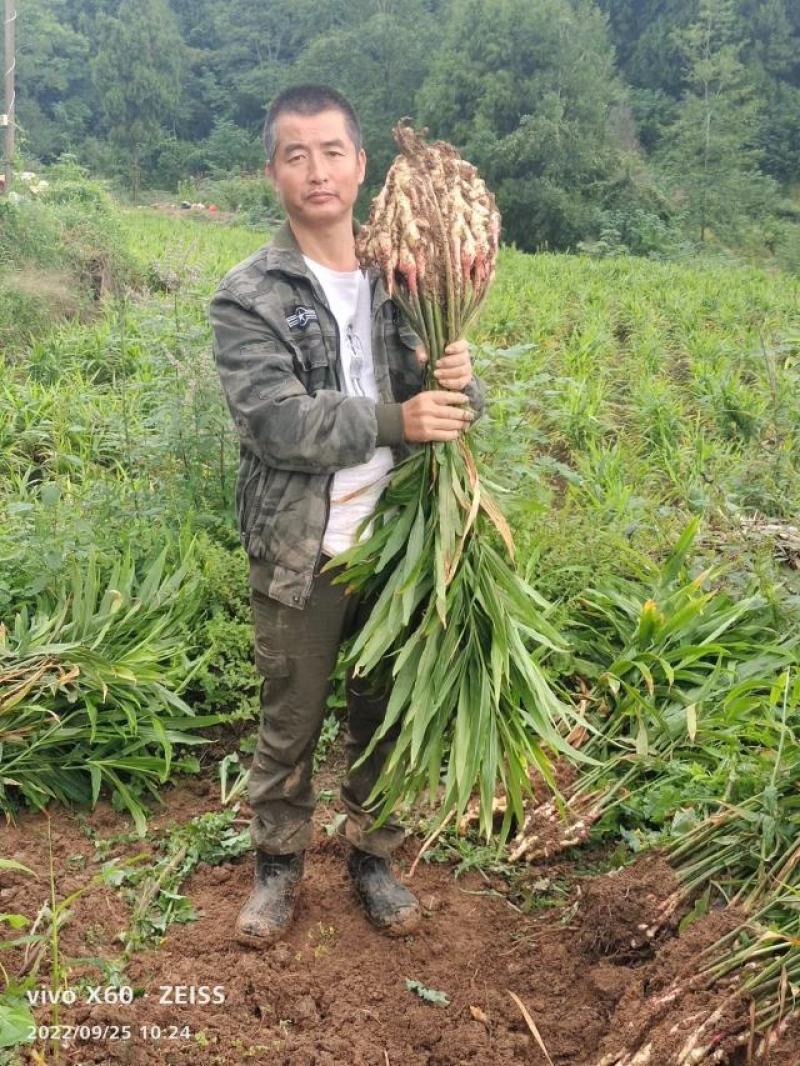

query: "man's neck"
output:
289 215 359 272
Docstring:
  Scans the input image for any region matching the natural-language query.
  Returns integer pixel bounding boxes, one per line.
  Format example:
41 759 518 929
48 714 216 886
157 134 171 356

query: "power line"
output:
2 0 16 194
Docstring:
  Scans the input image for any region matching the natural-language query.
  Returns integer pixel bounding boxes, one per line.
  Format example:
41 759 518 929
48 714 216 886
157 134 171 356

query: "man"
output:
210 85 485 948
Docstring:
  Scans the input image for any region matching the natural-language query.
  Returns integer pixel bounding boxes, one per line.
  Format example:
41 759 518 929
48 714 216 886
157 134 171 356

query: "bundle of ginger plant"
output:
324 122 587 844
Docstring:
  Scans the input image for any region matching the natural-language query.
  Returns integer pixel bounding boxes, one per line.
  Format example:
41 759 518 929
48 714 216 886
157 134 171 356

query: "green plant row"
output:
1 549 222 832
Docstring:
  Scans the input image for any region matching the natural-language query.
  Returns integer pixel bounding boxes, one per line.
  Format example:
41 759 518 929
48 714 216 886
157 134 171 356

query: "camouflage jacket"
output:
209 219 486 610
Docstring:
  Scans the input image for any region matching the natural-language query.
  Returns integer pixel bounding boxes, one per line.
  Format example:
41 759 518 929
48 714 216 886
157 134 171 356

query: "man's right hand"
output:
401 390 475 443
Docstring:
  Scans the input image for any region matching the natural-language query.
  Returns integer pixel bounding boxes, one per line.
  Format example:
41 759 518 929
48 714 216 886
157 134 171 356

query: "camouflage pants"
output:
247 553 405 859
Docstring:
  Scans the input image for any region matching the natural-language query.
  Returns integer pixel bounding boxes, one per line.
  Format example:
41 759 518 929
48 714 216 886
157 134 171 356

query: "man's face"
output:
266 108 366 227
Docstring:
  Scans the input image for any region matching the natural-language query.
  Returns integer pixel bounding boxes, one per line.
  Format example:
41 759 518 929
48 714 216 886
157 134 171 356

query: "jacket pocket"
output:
240 465 270 536
253 646 292 716
295 324 329 366
385 301 421 351
292 324 332 394
383 310 424 401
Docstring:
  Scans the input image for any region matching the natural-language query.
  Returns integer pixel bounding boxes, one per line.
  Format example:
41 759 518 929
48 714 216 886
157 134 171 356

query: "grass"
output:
1 192 798 762
2 192 799 807
472 247 800 603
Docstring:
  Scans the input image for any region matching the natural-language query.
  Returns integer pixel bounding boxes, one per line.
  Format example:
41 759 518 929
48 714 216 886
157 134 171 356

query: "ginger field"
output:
2 193 800 1064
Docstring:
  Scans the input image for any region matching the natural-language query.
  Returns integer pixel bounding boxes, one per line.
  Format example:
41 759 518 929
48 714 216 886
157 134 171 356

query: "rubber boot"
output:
235 849 304 948
346 847 421 936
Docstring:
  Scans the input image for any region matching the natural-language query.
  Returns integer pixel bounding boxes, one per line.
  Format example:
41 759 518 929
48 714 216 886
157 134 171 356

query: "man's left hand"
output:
416 339 473 392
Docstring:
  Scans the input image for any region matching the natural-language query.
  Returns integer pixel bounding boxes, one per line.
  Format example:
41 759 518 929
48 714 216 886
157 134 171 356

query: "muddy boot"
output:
235 849 304 948
347 847 421 936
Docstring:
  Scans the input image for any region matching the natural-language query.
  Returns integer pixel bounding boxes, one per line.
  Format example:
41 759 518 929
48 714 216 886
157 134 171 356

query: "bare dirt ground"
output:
2 741 798 1066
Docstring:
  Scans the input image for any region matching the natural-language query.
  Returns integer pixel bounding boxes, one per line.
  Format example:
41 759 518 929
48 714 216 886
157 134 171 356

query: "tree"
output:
597 0 693 94
209 0 326 130
16 0 94 159
737 0 800 182
290 0 437 208
595 0 693 152
656 0 777 245
92 0 185 197
755 80 800 183
415 0 634 251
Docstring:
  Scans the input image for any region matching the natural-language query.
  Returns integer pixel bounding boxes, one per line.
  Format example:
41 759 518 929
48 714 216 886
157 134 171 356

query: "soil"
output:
2 742 799 1066
592 907 749 1066
575 853 683 961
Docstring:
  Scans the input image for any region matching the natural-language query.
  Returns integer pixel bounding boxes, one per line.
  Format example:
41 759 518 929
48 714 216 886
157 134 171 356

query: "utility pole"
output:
2 0 15 194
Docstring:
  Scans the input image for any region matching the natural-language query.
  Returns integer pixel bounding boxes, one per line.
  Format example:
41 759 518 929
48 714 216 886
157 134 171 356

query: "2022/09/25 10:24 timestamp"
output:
28 1024 193 1042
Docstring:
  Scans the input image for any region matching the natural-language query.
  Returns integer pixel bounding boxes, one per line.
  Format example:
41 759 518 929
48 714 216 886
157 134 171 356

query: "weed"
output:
98 808 250 952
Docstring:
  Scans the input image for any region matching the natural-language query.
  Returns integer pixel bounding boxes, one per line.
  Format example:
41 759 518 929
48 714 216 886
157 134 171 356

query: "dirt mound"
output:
71 832 576 1065
576 853 683 961
592 907 748 1066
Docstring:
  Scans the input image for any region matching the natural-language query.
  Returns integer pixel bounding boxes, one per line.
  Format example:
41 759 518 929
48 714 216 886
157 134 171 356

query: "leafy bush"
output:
187 535 260 721
581 207 694 259
134 121 265 190
39 156 116 209
189 119 264 178
177 173 280 223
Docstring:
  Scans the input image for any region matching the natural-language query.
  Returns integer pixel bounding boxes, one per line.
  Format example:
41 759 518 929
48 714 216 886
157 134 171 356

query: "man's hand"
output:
416 338 473 391
401 391 475 443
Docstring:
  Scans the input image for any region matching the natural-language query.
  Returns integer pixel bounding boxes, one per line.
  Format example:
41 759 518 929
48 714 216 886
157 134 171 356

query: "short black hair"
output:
263 85 363 162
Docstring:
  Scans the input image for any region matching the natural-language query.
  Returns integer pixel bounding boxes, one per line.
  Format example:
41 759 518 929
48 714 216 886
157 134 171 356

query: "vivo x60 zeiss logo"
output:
286 306 318 330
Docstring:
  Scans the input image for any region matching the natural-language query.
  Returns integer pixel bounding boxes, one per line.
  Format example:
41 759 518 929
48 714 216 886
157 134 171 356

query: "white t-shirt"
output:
302 255 395 558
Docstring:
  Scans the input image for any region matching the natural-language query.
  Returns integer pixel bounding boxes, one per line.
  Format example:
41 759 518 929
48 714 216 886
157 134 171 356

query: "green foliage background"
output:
12 0 800 255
